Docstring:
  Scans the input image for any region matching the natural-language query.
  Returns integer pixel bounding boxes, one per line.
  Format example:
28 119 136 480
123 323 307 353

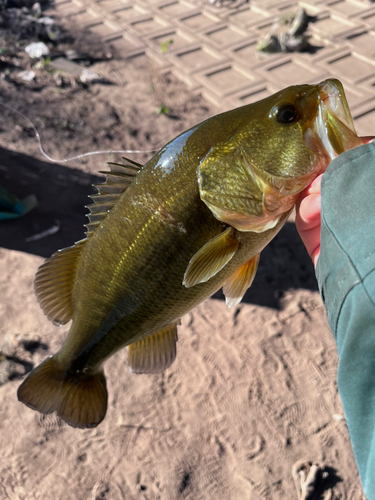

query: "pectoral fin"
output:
223 253 260 308
183 227 239 288
128 323 179 374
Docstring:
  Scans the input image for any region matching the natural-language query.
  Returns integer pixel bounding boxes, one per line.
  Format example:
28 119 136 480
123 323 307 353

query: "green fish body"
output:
18 79 362 428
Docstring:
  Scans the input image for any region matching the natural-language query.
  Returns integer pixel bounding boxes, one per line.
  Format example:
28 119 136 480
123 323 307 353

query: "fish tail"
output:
17 355 108 428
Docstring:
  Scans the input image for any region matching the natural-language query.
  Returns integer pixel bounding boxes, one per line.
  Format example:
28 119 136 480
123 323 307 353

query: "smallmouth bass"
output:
18 78 363 428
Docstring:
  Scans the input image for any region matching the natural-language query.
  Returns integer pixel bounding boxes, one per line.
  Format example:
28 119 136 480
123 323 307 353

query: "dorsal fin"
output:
34 239 86 324
85 157 142 237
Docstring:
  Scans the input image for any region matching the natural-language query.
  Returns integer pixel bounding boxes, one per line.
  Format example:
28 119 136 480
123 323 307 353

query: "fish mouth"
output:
310 79 361 159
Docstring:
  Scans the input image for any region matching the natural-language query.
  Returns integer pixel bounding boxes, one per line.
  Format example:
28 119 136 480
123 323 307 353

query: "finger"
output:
306 173 323 196
311 246 320 267
296 215 321 265
360 136 375 144
295 191 321 266
296 175 322 213
296 193 321 227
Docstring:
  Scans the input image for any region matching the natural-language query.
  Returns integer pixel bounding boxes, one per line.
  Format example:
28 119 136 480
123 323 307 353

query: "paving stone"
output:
223 36 273 68
168 44 227 72
356 6 375 28
326 0 371 18
54 0 84 15
299 0 329 5
127 14 171 35
340 28 375 56
338 82 369 109
352 99 375 135
226 82 275 107
227 6 272 27
310 11 357 37
138 0 165 7
145 28 196 52
112 5 150 22
194 62 260 97
175 10 221 32
199 24 250 49
250 18 277 36
46 0 375 135
254 56 327 88
50 57 84 77
68 8 100 24
88 20 124 37
254 0 297 9
94 0 130 12
317 48 375 84
154 0 196 19
272 0 300 12
108 32 146 56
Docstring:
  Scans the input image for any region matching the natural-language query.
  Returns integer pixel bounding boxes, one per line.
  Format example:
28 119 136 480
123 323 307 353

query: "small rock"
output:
80 67 112 84
36 16 55 26
25 41 49 59
54 72 72 88
0 359 12 386
18 70 36 81
50 57 83 77
31 2 41 16
0 333 17 357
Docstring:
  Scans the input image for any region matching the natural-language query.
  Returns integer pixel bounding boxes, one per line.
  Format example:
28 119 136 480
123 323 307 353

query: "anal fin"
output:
183 227 239 288
128 323 179 374
223 253 260 308
17 355 108 428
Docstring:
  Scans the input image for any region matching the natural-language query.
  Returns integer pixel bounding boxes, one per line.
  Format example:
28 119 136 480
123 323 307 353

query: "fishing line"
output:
0 101 159 163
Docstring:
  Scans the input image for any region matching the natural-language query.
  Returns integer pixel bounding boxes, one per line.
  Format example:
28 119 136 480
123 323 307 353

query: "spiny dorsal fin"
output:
128 323 179 374
85 157 142 237
223 253 260 308
34 239 86 325
183 227 239 288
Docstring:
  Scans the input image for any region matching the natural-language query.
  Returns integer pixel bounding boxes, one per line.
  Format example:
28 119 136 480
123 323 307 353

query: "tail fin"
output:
17 355 108 428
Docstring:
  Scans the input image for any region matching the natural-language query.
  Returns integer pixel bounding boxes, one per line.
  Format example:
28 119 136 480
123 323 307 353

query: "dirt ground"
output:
0 9 366 500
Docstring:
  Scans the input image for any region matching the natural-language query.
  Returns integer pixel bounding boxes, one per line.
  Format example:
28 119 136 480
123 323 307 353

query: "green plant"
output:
157 104 169 115
160 39 173 54
42 56 51 68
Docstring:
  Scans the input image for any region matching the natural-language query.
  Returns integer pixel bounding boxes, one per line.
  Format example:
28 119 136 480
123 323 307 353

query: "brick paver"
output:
48 0 375 133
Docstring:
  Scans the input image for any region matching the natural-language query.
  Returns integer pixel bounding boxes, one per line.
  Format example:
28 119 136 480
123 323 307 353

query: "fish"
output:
17 78 363 428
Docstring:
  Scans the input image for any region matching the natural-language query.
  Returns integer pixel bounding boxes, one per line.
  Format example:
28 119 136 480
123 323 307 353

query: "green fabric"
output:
0 184 37 220
316 142 375 499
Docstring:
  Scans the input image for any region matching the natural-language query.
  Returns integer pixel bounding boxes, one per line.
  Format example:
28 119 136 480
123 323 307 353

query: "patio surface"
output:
46 0 375 134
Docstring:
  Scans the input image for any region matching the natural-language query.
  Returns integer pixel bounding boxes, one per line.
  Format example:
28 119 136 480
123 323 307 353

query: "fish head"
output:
198 78 362 232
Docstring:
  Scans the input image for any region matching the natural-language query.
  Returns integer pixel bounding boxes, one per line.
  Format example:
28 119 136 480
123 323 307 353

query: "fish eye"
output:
275 105 299 124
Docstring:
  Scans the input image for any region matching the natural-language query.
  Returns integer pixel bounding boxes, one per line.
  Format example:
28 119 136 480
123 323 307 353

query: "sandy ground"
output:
0 15 366 500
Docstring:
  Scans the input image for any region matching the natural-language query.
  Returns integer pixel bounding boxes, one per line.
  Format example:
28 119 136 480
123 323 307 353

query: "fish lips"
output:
309 79 362 159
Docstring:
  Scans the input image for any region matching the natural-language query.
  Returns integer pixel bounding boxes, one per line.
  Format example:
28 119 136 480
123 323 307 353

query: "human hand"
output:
295 137 375 267
295 174 322 267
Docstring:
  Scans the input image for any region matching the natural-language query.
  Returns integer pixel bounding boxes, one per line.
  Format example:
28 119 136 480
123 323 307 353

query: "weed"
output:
156 104 169 115
160 39 173 54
